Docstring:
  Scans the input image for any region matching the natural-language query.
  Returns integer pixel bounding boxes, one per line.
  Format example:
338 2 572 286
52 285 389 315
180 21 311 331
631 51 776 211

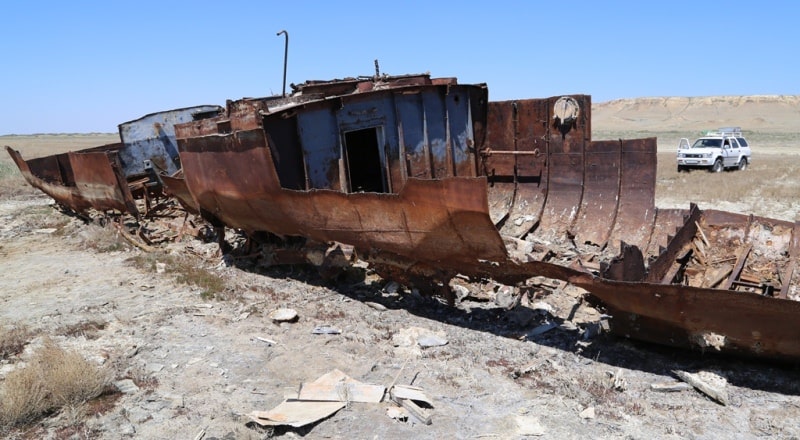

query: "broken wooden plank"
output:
739 272 762 284
298 369 385 403
695 221 710 248
298 381 385 403
779 261 796 299
692 239 707 266
395 398 432 425
391 385 432 405
672 370 728 405
248 400 346 427
722 243 752 290
701 263 733 289
390 385 434 425
650 381 693 392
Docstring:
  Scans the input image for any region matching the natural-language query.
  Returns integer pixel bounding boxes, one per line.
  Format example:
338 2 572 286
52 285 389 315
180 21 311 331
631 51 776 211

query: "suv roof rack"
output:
702 126 743 137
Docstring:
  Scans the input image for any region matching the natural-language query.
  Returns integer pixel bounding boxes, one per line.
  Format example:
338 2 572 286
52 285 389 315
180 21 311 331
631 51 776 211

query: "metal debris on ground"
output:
248 400 346 428
311 325 342 335
248 370 386 428
389 384 434 425
297 369 385 403
650 382 694 392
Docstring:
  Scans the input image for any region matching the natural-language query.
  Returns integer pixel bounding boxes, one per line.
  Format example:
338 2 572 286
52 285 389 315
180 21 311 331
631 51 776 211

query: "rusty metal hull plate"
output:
6 145 137 216
160 172 199 215
485 99 549 237
644 207 690 261
607 138 657 252
534 96 590 240
462 252 800 362
179 130 508 266
577 275 800 362
483 101 517 225
570 140 620 247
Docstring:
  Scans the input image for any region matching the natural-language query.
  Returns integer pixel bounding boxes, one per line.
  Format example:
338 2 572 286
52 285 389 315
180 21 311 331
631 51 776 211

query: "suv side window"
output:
729 138 740 148
736 137 749 147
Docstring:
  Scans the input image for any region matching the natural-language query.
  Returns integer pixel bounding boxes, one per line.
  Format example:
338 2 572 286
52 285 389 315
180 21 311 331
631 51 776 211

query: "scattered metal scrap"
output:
248 369 386 428
7 72 800 362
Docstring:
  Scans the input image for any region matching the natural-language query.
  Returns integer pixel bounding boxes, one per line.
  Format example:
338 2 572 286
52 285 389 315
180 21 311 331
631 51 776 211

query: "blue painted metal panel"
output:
394 93 430 179
421 90 449 178
446 87 476 177
336 94 402 191
118 105 222 176
297 107 340 190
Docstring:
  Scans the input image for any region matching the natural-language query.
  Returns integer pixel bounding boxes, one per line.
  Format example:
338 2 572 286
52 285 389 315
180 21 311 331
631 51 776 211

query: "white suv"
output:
677 127 751 172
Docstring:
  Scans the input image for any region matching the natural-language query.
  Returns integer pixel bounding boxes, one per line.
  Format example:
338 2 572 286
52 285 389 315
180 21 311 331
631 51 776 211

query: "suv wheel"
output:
677 165 688 173
710 158 723 173
738 158 748 171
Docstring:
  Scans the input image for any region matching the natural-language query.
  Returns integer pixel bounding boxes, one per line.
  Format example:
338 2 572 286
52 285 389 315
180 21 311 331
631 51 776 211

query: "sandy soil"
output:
2 96 800 439
3 194 800 440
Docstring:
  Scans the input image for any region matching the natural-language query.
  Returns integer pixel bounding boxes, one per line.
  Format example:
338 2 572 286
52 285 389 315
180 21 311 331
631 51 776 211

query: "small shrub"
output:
0 162 33 198
59 320 107 340
78 224 130 253
0 338 112 430
172 259 226 299
127 253 227 299
0 324 32 359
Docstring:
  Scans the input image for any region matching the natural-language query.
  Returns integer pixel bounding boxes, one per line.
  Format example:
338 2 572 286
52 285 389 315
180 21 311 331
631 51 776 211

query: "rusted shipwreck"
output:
5 105 223 219
7 73 800 362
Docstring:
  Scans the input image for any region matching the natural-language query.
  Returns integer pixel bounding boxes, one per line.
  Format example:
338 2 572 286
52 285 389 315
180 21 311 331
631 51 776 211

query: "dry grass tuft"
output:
127 252 227 299
59 320 107 340
77 224 130 253
0 338 112 430
0 324 33 360
13 204 71 232
0 162 35 199
656 153 800 217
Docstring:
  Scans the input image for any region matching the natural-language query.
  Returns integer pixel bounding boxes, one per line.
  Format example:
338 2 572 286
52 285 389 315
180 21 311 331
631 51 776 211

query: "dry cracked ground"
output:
2 128 800 439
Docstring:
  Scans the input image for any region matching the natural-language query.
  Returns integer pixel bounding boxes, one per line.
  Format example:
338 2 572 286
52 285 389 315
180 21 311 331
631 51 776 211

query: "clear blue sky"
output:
1 1 797 134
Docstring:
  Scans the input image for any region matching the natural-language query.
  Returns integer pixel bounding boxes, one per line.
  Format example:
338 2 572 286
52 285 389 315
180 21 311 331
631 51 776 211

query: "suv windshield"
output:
692 138 722 148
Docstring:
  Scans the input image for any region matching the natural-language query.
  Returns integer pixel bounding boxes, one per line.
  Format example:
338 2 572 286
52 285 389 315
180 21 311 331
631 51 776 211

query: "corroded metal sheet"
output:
6 145 137 216
179 129 508 266
159 172 199 215
483 101 517 225
645 204 701 283
117 105 223 177
573 273 800 362
486 99 549 237
607 138 657 252
570 139 620 247
644 207 690 262
535 95 590 240
504 99 549 237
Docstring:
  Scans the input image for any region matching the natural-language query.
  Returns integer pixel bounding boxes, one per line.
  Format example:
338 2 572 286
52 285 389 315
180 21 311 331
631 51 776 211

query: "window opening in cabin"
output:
343 127 386 193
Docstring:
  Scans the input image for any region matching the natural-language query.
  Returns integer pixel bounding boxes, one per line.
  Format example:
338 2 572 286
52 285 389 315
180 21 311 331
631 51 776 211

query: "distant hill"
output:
592 95 800 133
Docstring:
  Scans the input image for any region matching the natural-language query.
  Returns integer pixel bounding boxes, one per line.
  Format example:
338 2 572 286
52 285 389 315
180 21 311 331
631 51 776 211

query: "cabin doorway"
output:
343 127 387 193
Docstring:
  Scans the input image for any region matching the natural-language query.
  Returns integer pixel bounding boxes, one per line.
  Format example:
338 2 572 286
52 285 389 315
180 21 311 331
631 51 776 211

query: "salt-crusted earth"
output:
2 194 800 439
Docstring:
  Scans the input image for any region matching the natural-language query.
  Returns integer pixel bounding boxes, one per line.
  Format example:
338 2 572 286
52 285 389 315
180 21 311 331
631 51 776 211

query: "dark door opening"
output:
344 127 386 193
